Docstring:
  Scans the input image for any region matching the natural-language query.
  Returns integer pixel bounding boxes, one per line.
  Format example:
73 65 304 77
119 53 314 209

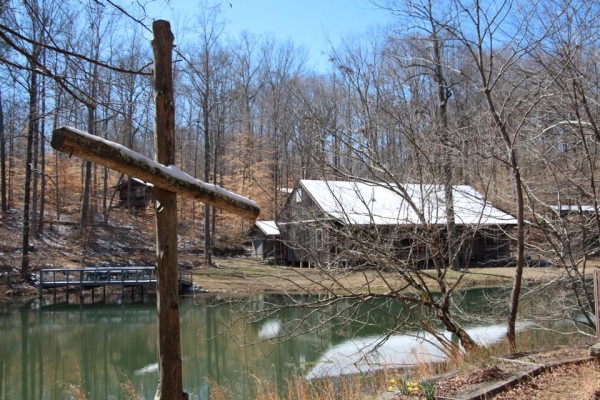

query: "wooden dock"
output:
38 266 194 300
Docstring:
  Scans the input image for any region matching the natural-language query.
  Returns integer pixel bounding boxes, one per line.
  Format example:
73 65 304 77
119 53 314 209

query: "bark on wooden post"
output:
152 20 186 400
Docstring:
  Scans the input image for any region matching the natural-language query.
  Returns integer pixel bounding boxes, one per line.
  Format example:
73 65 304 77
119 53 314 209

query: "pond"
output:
0 288 581 399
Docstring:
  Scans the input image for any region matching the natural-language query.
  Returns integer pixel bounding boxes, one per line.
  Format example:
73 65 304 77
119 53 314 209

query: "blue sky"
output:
149 0 393 72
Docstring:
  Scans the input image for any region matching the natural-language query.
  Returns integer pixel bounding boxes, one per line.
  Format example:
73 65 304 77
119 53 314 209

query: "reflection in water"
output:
257 320 282 339
305 324 518 379
0 289 577 399
134 362 159 376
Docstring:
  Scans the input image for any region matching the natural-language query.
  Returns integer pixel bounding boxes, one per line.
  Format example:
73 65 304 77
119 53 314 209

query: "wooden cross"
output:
51 21 259 400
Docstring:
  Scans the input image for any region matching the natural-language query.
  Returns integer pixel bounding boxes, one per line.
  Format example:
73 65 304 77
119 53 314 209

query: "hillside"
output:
0 199 250 299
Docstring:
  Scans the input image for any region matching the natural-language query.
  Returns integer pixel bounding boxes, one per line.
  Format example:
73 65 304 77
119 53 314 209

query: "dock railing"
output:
178 267 193 288
39 267 157 287
39 266 194 297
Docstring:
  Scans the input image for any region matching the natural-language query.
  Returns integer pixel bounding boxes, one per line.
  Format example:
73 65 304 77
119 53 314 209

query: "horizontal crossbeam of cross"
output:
51 126 260 220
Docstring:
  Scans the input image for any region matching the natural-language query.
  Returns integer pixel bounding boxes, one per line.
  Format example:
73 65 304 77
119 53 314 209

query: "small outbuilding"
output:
117 177 153 208
251 220 282 261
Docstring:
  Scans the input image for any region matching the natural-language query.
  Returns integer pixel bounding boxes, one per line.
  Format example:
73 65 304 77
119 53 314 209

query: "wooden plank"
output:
51 126 260 219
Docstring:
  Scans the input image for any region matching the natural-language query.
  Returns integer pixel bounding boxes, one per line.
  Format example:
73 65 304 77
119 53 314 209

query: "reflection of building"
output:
255 180 518 267
117 178 153 208
305 324 508 379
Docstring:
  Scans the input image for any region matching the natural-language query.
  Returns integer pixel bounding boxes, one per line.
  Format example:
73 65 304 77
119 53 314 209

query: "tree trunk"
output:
52 86 62 221
80 159 92 229
32 106 39 230
80 97 96 229
429 4 457 271
506 156 525 353
481 85 526 353
438 307 481 353
126 95 135 215
0 88 7 214
37 123 46 235
203 44 212 267
22 46 39 279
151 20 187 400
81 46 99 230
37 65 47 235
102 112 111 223
55 150 60 221
102 166 108 223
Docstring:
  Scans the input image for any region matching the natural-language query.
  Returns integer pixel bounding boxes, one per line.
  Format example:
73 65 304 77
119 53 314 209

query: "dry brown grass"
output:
55 343 598 400
207 377 232 400
201 370 393 400
492 359 600 400
120 380 140 400
61 370 90 400
190 257 566 295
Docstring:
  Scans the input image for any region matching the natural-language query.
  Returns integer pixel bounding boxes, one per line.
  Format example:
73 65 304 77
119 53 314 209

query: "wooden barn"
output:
549 204 599 255
276 180 518 268
117 178 153 208
251 220 282 261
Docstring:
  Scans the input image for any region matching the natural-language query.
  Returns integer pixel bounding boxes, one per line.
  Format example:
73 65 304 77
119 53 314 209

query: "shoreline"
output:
2 257 568 303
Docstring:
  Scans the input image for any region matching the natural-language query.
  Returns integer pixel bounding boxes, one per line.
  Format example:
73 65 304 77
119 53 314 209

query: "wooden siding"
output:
117 179 152 208
276 183 515 267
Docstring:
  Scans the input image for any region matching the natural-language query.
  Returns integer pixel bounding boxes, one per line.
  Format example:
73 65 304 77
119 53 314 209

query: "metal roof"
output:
255 220 280 236
298 180 517 226
551 205 597 213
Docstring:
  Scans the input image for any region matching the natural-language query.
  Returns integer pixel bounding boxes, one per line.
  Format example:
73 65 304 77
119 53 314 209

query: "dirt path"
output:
491 358 600 400
381 346 600 400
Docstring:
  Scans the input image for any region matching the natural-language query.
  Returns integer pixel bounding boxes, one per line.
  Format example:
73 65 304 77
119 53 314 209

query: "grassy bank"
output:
190 257 566 295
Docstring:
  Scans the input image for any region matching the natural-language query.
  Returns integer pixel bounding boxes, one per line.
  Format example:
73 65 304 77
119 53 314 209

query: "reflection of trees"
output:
182 295 326 397
225 290 513 382
0 290 584 398
20 306 28 399
1 304 158 399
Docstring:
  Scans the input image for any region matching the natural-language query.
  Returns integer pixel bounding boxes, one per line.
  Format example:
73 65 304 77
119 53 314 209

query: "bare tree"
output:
523 0 600 334
112 27 152 218
259 38 307 216
20 0 43 278
35 45 48 234
76 3 108 229
441 0 562 352
266 25 491 354
181 4 229 265
0 88 6 214
381 0 463 270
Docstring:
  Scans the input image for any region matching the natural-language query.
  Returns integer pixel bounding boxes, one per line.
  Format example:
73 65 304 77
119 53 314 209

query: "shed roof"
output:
255 220 280 236
298 180 517 226
551 205 597 213
117 177 154 190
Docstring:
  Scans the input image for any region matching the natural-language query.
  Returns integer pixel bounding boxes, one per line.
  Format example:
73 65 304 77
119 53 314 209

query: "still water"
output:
0 289 571 399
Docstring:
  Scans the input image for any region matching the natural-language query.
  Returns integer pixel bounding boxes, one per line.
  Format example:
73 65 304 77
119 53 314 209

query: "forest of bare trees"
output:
1 0 600 358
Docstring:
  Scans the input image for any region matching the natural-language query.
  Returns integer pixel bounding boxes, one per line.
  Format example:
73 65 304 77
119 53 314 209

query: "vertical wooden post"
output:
152 20 187 400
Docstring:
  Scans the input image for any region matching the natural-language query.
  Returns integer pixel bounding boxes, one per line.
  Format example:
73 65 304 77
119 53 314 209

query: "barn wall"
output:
276 183 516 267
